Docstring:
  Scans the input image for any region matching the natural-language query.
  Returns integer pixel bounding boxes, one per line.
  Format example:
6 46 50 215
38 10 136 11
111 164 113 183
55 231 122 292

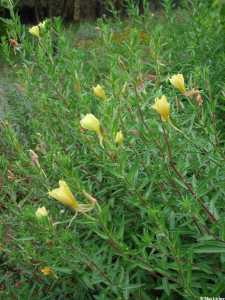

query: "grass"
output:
0 2 225 299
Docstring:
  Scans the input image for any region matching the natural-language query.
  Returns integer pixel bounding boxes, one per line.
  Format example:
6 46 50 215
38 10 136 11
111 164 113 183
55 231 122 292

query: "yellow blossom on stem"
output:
80 113 103 147
29 20 47 38
152 95 170 122
48 180 79 211
169 74 186 94
29 25 40 38
35 206 48 219
80 113 100 133
115 130 124 145
48 181 96 213
93 84 107 100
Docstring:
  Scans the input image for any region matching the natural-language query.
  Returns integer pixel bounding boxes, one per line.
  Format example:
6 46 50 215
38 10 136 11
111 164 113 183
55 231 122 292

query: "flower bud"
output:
29 26 40 38
48 181 79 211
35 206 48 218
93 84 107 100
169 74 186 94
80 114 103 146
115 130 124 145
152 95 170 122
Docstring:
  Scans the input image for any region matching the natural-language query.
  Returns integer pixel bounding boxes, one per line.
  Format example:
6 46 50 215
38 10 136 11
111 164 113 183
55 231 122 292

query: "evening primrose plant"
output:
0 1 225 300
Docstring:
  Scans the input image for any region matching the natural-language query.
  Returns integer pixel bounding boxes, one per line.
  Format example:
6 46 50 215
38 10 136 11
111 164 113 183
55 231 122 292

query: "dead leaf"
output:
7 169 16 181
184 89 203 106
29 150 40 168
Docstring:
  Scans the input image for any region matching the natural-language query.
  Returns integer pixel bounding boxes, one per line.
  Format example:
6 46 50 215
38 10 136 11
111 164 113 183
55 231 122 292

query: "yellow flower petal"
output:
152 95 170 122
169 74 186 94
48 180 79 210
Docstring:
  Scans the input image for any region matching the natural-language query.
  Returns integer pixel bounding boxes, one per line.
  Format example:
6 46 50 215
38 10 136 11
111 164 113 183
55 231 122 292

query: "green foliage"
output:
0 0 24 52
0 2 225 299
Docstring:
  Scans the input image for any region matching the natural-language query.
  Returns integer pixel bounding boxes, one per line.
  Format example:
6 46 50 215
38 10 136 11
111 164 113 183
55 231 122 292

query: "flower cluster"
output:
37 72 200 216
80 107 124 148
29 20 47 38
152 73 202 121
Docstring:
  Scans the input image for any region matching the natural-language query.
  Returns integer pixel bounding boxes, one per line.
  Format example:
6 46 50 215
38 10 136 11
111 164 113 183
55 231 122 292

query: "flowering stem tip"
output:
169 74 186 94
48 181 96 213
152 95 170 122
80 113 104 147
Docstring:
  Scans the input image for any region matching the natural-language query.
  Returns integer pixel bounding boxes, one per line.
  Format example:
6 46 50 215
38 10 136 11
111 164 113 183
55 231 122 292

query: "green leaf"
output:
192 240 225 253
0 17 13 25
54 267 72 274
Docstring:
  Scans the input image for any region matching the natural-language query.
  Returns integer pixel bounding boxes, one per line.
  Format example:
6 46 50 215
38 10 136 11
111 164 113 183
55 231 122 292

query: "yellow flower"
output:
115 130 124 145
169 74 186 94
29 25 40 38
93 84 107 100
41 266 54 276
80 113 100 132
80 114 103 146
29 20 47 38
152 95 170 122
35 206 48 219
48 181 96 213
48 180 79 211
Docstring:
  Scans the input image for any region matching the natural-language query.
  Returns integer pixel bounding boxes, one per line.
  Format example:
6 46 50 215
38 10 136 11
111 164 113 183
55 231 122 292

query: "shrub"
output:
0 1 224 299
